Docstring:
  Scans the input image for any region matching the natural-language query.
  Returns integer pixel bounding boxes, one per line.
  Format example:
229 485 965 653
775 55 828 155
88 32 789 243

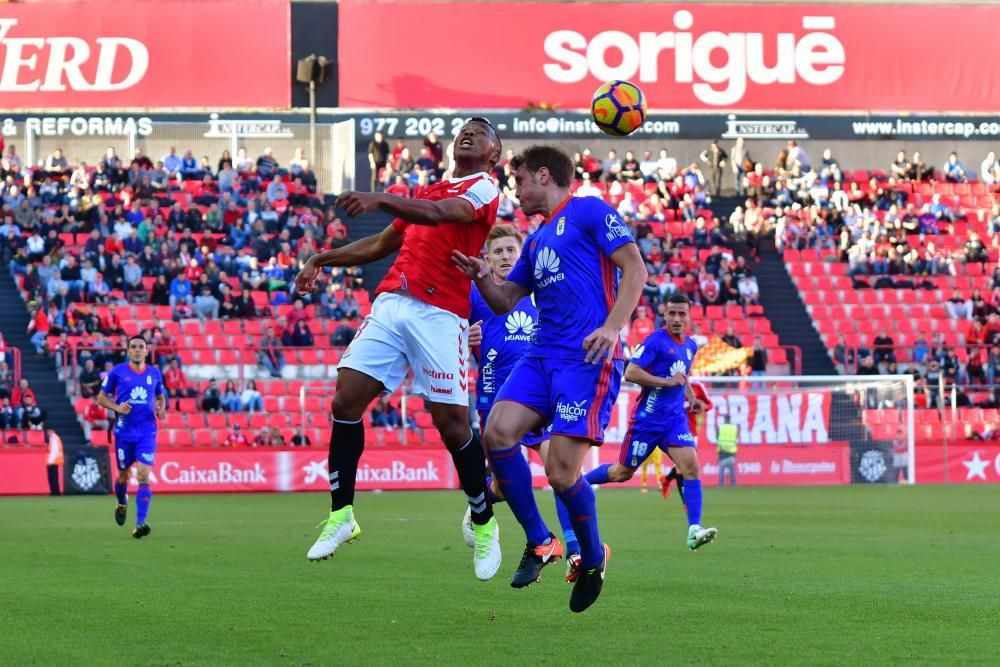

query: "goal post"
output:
632 374 918 486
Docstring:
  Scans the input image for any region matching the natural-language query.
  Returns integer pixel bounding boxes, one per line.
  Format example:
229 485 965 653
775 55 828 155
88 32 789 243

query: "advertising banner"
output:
0 0 290 110
339 2 1000 113
915 444 1000 484
583 443 852 487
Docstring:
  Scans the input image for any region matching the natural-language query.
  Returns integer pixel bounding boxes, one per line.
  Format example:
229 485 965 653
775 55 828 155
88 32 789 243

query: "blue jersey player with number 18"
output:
586 294 718 550
98 335 165 539
453 145 646 613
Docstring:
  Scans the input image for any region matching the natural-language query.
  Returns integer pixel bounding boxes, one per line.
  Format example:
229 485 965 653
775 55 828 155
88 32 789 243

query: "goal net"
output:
603 374 915 486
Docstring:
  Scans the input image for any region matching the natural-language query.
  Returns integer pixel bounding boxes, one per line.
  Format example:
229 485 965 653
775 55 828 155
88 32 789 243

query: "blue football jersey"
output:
470 283 538 412
506 196 635 361
628 329 699 426
101 363 164 437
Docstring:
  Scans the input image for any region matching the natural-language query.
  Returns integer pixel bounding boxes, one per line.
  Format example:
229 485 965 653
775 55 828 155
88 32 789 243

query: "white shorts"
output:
338 292 469 405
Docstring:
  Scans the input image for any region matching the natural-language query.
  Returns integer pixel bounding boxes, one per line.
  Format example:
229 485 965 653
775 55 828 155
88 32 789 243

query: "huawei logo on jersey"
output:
632 344 645 360
505 311 535 341
129 386 149 404
534 247 565 287
669 360 687 377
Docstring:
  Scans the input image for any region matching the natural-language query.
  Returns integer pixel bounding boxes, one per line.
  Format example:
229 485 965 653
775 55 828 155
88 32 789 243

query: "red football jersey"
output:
376 172 498 318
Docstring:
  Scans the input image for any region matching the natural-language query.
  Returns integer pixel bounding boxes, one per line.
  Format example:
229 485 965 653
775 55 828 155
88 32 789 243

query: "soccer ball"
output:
590 80 647 136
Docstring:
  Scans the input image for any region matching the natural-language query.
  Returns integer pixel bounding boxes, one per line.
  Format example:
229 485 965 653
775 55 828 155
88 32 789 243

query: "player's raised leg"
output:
485 397 562 588
307 368 384 561
667 445 716 550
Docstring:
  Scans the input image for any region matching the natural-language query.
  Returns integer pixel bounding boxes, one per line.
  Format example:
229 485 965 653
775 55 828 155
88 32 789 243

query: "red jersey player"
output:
294 118 504 581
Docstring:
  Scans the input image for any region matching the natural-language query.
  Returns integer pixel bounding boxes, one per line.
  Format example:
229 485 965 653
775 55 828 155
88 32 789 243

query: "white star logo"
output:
962 451 990 481
303 459 328 485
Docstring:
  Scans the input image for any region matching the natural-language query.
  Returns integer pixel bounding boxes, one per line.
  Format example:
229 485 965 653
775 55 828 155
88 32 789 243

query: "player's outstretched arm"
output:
451 250 529 314
582 243 648 363
295 224 403 294
97 390 130 415
624 363 686 389
337 191 475 226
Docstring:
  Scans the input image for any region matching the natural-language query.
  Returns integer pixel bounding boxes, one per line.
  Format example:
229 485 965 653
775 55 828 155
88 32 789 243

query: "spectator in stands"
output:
78 358 102 398
0 360 11 399
336 288 360 320
250 427 268 447
699 139 727 195
289 320 314 347
268 427 286 447
721 325 742 349
964 232 989 265
946 289 971 320
0 397 18 429
180 150 199 179
256 147 278 179
266 174 289 204
738 274 760 310
980 151 1000 184
223 424 249 447
628 305 655 347
367 132 390 191
19 395 45 430
169 273 193 312
290 425 312 447
873 328 896 365
201 378 222 412
691 322 709 348
943 151 967 183
193 286 220 320
699 271 721 305
890 150 909 180
923 358 943 408
371 396 402 429
220 380 240 412
576 173 601 198
330 321 357 347
27 303 49 354
749 336 768 379
82 399 109 441
240 380 263 412
45 148 68 172
161 146 181 176
163 359 196 404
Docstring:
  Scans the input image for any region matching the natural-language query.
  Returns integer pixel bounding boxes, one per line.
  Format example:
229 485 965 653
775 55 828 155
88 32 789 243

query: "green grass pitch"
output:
3 485 998 665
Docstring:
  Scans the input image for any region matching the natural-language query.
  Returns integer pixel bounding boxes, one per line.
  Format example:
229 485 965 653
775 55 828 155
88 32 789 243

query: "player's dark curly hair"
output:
127 334 148 346
510 145 574 187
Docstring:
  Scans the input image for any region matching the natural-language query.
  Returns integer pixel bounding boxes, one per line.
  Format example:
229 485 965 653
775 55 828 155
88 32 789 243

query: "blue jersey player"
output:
98 335 165 539
452 146 646 613
460 223 582 580
586 294 718 551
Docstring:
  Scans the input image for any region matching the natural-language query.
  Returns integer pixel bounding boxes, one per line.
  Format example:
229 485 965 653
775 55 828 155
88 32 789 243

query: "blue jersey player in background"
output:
586 294 718 550
453 145 646 613
460 223 582 581
98 335 165 539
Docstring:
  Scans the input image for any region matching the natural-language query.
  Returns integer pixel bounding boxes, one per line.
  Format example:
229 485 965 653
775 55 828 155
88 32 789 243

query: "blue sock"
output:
557 477 603 569
584 464 611 486
553 491 579 555
114 480 127 505
484 474 501 505
136 483 152 526
683 479 702 526
487 445 549 545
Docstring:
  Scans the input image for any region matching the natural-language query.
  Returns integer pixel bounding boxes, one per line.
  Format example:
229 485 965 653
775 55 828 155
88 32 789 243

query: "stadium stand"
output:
758 144 1000 441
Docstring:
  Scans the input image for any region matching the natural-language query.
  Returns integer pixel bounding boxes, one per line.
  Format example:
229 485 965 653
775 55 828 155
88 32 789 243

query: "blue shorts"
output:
114 433 158 470
478 409 550 448
495 356 622 444
619 414 696 469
